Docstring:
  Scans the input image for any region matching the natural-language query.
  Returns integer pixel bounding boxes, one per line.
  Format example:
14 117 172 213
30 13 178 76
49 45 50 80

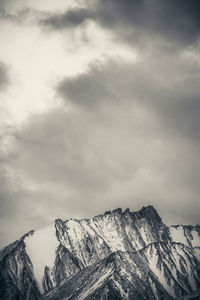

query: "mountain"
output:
0 205 200 299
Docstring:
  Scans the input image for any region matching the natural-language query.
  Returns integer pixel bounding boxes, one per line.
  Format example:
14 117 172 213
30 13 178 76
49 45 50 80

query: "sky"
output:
0 0 200 248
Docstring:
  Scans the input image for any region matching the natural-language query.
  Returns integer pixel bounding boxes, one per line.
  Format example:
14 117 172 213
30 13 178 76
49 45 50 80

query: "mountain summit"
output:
0 206 200 299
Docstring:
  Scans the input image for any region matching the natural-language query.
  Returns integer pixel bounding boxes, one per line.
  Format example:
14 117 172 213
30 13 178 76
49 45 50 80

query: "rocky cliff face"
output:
0 234 41 300
0 206 200 299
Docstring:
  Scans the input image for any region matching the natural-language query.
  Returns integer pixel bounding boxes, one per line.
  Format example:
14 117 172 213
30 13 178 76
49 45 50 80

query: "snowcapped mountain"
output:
0 206 200 299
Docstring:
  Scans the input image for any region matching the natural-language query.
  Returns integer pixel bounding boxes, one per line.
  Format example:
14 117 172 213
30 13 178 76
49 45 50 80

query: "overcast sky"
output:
0 0 200 248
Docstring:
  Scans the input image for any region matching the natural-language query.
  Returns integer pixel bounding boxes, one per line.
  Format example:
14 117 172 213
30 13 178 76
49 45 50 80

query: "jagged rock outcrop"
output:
42 250 174 300
0 205 200 299
0 235 40 300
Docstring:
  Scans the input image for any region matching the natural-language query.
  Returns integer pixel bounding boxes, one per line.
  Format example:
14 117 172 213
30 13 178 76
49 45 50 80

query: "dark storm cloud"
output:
57 54 200 141
1 0 200 249
53 51 200 225
0 0 16 20
2 49 197 238
42 0 200 45
0 62 9 89
42 8 94 29
57 63 116 109
0 0 6 11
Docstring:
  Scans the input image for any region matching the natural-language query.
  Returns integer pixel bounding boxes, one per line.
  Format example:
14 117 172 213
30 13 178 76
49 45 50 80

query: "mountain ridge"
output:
0 205 200 299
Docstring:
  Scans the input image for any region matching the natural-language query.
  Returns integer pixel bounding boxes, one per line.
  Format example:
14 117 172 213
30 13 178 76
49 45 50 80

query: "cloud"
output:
41 0 200 45
0 0 74 23
0 46 198 249
0 62 9 89
55 50 200 224
57 50 200 141
41 8 95 29
0 0 200 249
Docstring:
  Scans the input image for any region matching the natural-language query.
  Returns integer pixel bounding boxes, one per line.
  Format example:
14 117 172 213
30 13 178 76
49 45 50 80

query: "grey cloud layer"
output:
1 0 200 248
0 62 9 89
42 0 200 45
58 53 200 141
42 8 95 29
0 47 199 248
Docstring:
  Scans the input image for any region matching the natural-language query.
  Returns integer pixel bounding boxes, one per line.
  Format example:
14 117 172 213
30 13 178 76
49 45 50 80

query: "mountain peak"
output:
1 205 200 300
112 207 123 214
136 205 163 223
139 204 158 214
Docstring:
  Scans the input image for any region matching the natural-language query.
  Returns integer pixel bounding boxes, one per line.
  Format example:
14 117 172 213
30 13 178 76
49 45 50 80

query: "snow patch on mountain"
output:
191 230 200 248
145 245 176 298
170 226 188 246
24 222 59 292
170 225 200 248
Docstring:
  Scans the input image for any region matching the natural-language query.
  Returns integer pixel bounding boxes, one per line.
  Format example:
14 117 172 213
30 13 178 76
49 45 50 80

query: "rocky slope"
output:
0 206 200 299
